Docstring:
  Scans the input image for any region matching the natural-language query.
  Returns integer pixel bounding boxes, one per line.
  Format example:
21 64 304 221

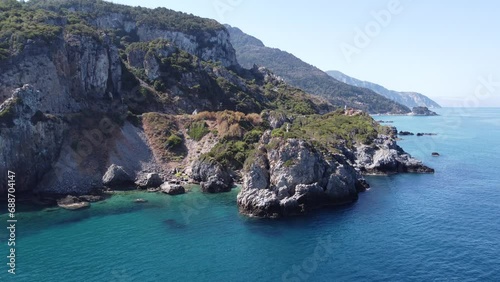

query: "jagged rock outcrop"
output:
102 164 134 188
135 173 163 188
0 33 122 111
160 183 185 195
238 137 368 218
355 135 435 174
0 85 65 192
136 27 238 68
191 158 233 193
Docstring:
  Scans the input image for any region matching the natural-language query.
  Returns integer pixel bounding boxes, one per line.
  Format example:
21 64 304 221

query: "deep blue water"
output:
1 108 500 282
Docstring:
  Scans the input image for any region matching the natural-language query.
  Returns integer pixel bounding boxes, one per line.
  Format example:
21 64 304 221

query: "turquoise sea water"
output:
1 108 500 282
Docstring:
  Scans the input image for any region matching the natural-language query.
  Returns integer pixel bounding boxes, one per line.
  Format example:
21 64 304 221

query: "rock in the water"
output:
432 152 440 156
160 183 185 195
134 198 148 203
238 138 368 218
79 195 104 202
191 158 233 193
135 173 163 188
410 107 438 116
201 176 231 193
416 133 437 136
102 164 134 188
399 131 414 136
57 196 90 210
355 135 435 174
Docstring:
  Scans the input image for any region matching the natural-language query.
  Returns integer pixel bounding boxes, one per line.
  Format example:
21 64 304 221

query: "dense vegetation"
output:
271 110 383 150
226 25 411 114
192 111 267 170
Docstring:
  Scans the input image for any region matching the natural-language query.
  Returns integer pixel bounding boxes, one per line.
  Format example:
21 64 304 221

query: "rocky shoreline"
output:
237 130 434 218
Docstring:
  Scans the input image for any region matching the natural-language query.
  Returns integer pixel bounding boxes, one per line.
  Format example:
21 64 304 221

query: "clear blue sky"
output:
113 0 500 107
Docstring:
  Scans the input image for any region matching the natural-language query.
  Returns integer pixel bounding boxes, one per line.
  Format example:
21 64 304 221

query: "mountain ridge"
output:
326 70 441 109
225 25 411 114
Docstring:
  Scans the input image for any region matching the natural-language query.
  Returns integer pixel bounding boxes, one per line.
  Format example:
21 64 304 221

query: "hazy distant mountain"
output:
326 70 441 109
226 25 410 114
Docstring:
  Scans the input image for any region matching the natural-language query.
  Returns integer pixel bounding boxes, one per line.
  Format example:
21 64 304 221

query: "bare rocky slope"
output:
0 0 434 217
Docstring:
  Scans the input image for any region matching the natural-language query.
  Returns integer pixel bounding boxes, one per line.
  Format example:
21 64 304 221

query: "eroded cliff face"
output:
0 85 65 192
135 27 238 68
81 9 238 68
0 33 122 110
0 32 128 194
238 134 368 218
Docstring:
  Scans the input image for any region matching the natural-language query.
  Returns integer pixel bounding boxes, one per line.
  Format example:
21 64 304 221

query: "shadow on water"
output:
163 218 187 229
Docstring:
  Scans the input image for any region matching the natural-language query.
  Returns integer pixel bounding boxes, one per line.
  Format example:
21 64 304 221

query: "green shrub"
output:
165 134 182 148
187 121 209 141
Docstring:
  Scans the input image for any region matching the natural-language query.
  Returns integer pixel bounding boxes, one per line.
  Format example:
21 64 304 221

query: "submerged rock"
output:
57 196 90 210
79 195 104 202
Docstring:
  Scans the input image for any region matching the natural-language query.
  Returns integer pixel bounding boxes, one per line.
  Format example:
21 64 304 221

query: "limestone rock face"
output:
0 85 65 193
191 158 233 193
136 27 238 68
238 137 368 218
